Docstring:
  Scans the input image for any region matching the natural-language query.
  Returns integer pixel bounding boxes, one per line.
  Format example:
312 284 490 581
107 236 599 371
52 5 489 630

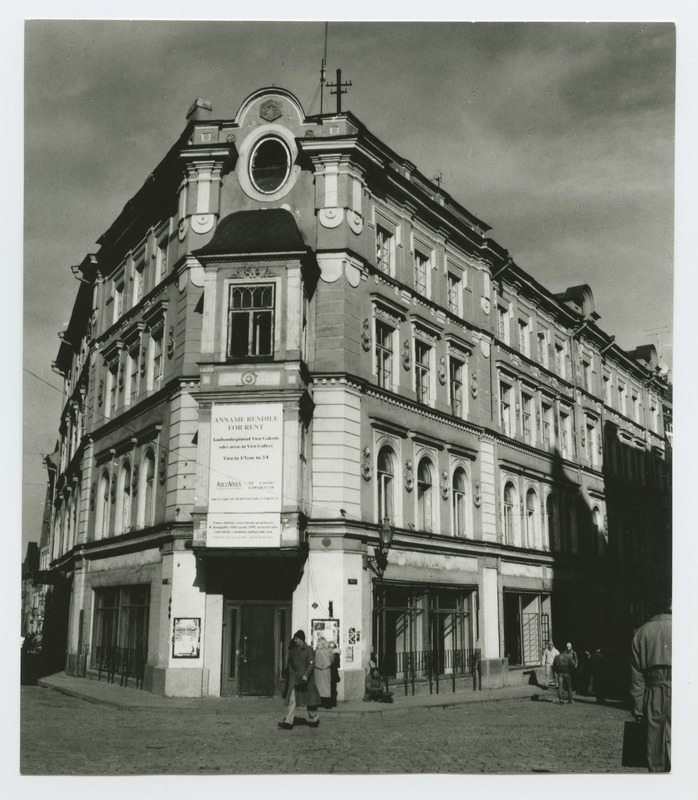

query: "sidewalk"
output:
36 671 546 716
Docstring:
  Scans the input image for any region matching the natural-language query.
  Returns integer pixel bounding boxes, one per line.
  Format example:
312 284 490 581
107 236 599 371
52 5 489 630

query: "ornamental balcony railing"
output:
92 645 146 689
379 647 481 696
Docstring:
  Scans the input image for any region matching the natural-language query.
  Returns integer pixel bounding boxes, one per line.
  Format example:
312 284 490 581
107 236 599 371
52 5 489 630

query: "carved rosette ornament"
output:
167 326 175 359
474 480 482 508
471 373 479 398
404 460 414 492
97 379 104 407
440 471 449 500
402 340 412 371
361 447 373 481
438 357 447 386
159 450 168 485
361 319 371 352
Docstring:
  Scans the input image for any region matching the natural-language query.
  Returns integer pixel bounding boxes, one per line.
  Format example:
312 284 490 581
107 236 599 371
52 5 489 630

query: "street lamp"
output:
364 517 395 580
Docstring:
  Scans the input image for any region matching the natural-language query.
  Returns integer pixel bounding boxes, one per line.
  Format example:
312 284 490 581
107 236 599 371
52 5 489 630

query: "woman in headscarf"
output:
313 635 334 709
278 630 321 730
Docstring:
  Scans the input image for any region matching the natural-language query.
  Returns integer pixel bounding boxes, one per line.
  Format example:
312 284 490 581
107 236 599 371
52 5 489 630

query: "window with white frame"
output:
106 361 118 418
632 393 641 423
518 318 531 358
127 347 139 407
115 461 132 535
546 493 559 551
499 380 514 436
417 458 434 532
650 402 659 432
555 341 567 379
375 319 396 391
497 304 510 345
113 279 124 324
603 372 613 406
154 235 168 285
228 284 275 359
377 446 395 523
582 357 593 393
136 450 156 529
521 391 535 445
414 339 432 405
376 226 395 276
541 401 555 452
503 481 519 545
452 467 467 537
525 488 538 548
559 408 572 456
537 329 549 367
132 254 145 307
413 249 430 296
449 354 465 418
447 272 462 316
618 382 627 416
147 327 164 392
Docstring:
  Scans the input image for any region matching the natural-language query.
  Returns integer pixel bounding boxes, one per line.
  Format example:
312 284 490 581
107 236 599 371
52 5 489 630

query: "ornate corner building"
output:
41 88 671 699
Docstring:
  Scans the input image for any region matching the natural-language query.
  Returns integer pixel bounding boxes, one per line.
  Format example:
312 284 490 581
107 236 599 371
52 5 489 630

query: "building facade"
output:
41 88 671 698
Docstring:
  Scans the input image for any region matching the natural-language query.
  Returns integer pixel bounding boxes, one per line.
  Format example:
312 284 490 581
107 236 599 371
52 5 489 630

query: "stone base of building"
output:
150 666 209 697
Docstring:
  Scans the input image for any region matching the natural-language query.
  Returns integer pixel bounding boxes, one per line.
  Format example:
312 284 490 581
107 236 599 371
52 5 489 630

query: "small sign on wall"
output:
172 617 201 659
311 618 340 648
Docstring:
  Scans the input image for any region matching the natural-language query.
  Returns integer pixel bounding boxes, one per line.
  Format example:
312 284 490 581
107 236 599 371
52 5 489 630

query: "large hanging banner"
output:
207 402 283 547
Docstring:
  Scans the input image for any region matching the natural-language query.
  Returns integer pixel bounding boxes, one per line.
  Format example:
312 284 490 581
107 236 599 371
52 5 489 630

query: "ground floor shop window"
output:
503 592 549 667
90 585 149 687
373 584 478 690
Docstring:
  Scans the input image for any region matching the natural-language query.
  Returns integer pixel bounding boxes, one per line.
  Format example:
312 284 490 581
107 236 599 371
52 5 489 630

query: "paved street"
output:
20 684 644 775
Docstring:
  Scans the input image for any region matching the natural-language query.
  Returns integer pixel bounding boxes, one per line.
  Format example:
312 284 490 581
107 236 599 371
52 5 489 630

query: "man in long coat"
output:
279 630 321 730
630 603 672 772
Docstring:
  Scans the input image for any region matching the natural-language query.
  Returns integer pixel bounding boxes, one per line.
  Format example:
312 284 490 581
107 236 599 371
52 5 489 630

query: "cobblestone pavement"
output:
20 686 644 775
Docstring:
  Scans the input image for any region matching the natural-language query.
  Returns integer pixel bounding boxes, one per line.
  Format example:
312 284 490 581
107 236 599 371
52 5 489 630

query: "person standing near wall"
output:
630 602 672 772
553 645 576 704
541 641 559 689
279 631 321 730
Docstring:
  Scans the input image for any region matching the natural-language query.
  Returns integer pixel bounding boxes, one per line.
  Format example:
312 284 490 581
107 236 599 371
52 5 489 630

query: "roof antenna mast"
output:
320 22 328 115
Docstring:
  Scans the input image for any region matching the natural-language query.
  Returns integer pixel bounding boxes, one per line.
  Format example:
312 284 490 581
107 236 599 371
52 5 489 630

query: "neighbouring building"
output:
39 87 671 698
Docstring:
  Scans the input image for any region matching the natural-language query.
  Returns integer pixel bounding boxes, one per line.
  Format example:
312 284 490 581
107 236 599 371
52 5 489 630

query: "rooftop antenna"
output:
320 22 328 115
433 172 444 189
644 325 671 359
327 68 352 114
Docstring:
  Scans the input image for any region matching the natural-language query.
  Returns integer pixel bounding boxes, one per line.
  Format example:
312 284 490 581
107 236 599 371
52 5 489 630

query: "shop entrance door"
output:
221 601 289 696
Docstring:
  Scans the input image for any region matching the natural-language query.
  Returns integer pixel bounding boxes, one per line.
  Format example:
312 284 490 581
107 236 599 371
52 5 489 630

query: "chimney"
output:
186 98 213 122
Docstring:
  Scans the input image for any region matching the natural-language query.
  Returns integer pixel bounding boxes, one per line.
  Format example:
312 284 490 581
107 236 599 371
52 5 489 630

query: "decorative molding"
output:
158 450 168 485
178 217 188 241
401 340 412 371
471 373 479 398
361 319 371 352
361 447 373 481
231 265 275 279
438 357 447 385
440 470 449 500
90 483 96 511
241 372 257 386
110 476 116 504
318 208 344 228
474 480 482 508
131 464 139 496
348 211 363 234
259 98 282 122
404 459 414 492
97 379 104 407
140 347 147 377
167 326 175 359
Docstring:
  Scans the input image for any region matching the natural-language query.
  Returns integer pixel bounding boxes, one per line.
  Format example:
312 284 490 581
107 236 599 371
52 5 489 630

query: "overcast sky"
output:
19 17 678 551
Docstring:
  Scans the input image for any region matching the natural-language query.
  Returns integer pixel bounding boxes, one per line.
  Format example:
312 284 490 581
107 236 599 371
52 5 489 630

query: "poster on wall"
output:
172 617 201 659
206 402 283 547
311 618 340 648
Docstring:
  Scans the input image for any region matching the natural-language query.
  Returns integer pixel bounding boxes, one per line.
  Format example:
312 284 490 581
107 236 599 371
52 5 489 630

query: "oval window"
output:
249 138 291 194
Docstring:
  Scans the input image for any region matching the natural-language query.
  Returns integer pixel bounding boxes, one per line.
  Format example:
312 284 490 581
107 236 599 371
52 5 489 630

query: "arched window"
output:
452 468 467 537
525 489 538 549
503 482 518 545
96 470 110 539
116 462 132 535
546 493 559 551
137 451 156 530
377 447 395 523
417 459 434 532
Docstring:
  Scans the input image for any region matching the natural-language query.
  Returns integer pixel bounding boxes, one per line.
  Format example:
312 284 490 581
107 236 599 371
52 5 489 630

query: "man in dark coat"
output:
553 645 576 704
630 604 672 772
279 630 321 730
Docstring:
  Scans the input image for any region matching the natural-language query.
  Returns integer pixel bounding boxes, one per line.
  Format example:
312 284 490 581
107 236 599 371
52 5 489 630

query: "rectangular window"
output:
618 383 627 416
541 402 554 451
632 394 641 423
650 404 658 432
148 328 163 392
449 356 465 418
108 363 118 417
555 342 567 379
133 256 145 307
583 359 593 393
154 237 168 285
375 320 395 390
559 409 572 456
227 284 274 359
113 282 124 324
497 306 510 345
128 348 139 406
518 319 531 358
414 340 432 405
537 330 548 367
603 373 613 406
376 226 394 275
414 250 429 296
499 381 513 436
447 272 462 316
521 392 535 445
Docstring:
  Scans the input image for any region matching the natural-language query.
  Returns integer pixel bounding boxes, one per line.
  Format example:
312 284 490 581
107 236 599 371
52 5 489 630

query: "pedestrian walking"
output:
541 641 559 688
313 634 336 709
588 646 609 703
553 646 576 704
630 602 672 772
279 630 321 730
